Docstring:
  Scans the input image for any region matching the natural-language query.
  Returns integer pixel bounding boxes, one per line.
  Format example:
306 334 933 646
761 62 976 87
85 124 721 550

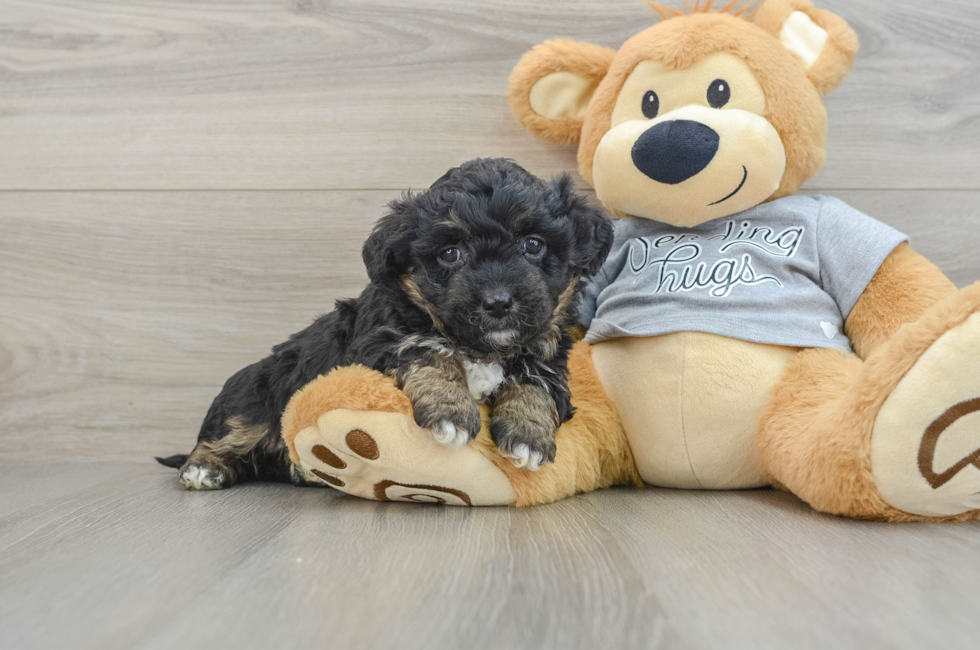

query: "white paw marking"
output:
179 464 226 490
432 420 470 449
820 321 838 339
461 360 505 401
503 443 544 471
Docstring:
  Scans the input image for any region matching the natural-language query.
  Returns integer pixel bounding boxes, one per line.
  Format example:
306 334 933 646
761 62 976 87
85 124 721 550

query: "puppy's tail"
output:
155 454 188 469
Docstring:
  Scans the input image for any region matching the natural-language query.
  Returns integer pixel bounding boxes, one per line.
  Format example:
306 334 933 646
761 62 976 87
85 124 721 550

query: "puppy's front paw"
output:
490 413 557 471
431 420 474 449
490 382 559 471
412 396 482 449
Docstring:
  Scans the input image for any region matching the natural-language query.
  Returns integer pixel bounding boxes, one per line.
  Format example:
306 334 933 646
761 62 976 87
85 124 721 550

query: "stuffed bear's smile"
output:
708 165 749 206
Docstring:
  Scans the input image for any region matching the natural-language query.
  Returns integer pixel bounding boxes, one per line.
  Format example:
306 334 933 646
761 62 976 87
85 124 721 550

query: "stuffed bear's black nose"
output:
631 120 720 185
482 292 513 318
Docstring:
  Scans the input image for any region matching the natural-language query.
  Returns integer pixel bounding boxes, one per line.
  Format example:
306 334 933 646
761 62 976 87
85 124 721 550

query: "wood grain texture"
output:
1 0 978 190
1 189 978 463
0 463 978 650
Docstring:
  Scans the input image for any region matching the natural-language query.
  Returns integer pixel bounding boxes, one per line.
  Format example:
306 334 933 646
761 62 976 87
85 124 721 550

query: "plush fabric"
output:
758 282 980 522
509 40 616 145
845 243 958 358
592 332 796 489
573 10 835 201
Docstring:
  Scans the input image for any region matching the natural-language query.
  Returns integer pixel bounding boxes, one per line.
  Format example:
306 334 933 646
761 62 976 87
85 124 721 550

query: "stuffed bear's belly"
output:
592 332 799 489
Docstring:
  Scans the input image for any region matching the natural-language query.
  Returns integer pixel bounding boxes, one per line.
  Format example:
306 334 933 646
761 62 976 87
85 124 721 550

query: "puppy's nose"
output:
631 119 720 185
482 292 513 318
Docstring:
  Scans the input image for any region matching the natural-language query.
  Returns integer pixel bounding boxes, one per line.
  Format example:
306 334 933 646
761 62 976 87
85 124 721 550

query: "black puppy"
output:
157 158 613 490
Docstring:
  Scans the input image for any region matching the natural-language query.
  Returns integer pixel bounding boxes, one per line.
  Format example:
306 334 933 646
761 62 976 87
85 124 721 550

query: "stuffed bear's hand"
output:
490 382 560 471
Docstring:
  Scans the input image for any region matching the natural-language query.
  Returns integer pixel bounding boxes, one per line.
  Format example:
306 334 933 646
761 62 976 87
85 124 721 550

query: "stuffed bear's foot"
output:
289 409 516 506
281 365 516 506
294 409 515 506
759 283 980 522
871 311 980 517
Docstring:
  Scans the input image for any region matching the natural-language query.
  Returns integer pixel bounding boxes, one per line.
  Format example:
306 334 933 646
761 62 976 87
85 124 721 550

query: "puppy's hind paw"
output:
432 420 472 450
179 463 232 491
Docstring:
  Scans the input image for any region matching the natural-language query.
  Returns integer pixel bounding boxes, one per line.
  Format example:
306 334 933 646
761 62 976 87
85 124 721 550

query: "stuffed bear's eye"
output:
641 90 660 119
707 79 731 108
438 246 463 266
523 236 546 259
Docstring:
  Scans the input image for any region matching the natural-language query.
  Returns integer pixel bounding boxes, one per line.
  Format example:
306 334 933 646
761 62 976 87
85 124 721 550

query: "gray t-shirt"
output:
580 195 908 352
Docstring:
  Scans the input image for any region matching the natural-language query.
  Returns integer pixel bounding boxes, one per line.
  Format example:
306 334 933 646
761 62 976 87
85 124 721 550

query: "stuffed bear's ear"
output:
551 173 614 278
361 195 419 284
508 40 616 146
755 0 859 96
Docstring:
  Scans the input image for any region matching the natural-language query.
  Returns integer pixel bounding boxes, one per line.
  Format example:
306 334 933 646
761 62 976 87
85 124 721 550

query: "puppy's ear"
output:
552 173 614 278
362 194 419 284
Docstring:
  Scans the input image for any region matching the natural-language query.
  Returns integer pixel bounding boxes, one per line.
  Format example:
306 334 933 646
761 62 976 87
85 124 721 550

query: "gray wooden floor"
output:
3 463 980 650
2 1 980 648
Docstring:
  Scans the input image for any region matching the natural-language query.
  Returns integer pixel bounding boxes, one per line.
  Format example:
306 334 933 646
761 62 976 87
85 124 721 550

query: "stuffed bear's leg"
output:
757 283 980 522
281 342 642 507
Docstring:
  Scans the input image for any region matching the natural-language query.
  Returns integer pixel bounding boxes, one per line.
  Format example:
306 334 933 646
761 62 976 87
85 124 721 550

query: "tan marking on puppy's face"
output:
401 273 447 335
593 53 786 227
536 275 581 360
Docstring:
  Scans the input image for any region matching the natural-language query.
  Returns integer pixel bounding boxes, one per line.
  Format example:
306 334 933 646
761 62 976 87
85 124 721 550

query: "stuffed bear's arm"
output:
844 242 957 358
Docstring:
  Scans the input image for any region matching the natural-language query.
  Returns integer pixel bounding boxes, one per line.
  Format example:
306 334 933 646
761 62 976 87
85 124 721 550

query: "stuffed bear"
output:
281 0 980 522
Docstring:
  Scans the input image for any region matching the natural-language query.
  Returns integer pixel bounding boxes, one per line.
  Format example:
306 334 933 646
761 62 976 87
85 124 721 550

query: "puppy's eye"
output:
707 79 731 109
523 236 546 259
437 246 463 267
641 90 660 119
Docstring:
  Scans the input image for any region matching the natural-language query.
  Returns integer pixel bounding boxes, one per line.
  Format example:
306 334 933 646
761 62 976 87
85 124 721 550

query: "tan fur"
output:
401 274 446 334
480 342 644 506
758 282 980 522
754 0 859 95
536 276 581 360
508 40 616 145
845 243 957 359
186 416 270 480
577 12 832 198
282 365 412 464
594 332 795 489
493 381 560 431
507 4 856 201
214 417 270 456
644 0 762 21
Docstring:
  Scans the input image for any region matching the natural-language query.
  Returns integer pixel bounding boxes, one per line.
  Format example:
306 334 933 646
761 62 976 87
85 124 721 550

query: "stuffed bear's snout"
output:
631 120 720 185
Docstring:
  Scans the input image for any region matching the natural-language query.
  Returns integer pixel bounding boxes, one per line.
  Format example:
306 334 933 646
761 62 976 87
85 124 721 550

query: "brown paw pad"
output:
311 444 347 469
345 429 380 460
311 469 345 487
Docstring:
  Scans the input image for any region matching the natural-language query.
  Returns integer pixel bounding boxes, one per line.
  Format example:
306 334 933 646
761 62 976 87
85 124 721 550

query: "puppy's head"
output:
363 158 612 356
